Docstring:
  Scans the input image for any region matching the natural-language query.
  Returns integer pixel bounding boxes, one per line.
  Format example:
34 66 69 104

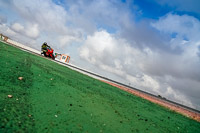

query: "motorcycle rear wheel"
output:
52 55 55 60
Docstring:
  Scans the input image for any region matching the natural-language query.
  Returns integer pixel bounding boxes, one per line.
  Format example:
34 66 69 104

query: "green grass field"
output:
0 41 200 133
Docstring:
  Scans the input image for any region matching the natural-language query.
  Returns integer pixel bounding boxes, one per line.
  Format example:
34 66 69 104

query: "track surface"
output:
4 40 200 122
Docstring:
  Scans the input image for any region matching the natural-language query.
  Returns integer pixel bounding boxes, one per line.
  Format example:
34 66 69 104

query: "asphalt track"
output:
3 39 200 122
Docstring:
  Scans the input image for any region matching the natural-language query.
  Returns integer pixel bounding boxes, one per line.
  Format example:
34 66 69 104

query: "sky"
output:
0 0 200 110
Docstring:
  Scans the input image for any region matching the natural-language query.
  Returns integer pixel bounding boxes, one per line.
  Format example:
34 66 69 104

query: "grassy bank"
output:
0 41 200 133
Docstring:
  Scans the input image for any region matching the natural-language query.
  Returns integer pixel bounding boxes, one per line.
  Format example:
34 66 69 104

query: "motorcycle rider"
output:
41 42 49 55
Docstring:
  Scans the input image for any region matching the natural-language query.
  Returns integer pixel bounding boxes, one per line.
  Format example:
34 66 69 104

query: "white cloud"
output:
80 30 118 65
10 22 39 39
79 30 143 71
11 23 24 32
64 0 134 34
12 0 68 34
0 23 16 37
59 36 77 46
25 24 39 39
151 13 200 41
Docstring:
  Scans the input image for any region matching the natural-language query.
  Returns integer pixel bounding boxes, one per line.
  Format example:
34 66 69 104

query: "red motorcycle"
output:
42 46 55 60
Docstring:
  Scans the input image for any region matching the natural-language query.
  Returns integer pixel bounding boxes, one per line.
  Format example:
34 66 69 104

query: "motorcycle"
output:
42 46 55 60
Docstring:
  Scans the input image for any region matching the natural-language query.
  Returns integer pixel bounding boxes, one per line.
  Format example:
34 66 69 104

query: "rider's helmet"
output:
43 42 47 46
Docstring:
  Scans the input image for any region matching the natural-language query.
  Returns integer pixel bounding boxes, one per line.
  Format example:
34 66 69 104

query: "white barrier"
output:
7 39 41 55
